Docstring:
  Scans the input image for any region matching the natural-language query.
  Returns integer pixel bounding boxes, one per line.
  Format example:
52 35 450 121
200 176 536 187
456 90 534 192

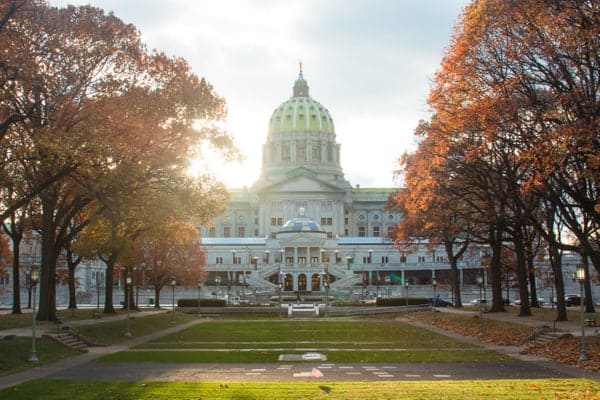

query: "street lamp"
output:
197 280 202 315
432 279 437 325
404 281 409 312
278 282 283 317
575 265 586 362
280 249 285 264
323 281 330 317
125 273 132 337
215 275 221 298
170 277 176 324
476 275 484 337
29 265 40 363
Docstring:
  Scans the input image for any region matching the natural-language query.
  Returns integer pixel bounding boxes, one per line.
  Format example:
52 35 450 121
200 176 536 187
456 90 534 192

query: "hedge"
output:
178 298 226 307
376 297 429 307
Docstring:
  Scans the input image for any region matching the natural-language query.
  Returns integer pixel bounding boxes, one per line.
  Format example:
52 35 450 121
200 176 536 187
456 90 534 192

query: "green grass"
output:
1 379 598 399
98 349 511 363
147 319 474 348
0 337 83 376
0 308 130 330
99 318 510 364
76 312 196 345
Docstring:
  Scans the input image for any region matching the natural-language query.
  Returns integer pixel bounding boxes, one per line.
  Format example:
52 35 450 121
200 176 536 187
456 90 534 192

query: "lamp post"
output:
170 277 176 325
197 281 202 315
29 265 40 363
432 279 437 325
125 273 132 337
215 275 221 298
278 282 283 317
323 281 329 317
280 249 285 264
405 281 409 313
385 276 390 298
476 275 484 337
575 265 586 362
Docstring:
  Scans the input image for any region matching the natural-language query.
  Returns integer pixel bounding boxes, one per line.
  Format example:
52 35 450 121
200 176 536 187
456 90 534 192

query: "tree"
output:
1 2 233 320
137 219 206 308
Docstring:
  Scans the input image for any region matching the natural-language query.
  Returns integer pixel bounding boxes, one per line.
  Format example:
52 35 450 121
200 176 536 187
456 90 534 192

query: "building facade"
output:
199 69 494 303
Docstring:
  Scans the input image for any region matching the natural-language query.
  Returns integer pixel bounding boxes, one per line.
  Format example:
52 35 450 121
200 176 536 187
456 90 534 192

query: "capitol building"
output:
198 68 488 302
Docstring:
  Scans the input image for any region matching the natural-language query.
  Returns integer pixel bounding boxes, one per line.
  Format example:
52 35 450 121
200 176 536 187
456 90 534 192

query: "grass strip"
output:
151 319 475 348
97 349 511 363
76 312 196 346
0 337 83 376
1 379 598 399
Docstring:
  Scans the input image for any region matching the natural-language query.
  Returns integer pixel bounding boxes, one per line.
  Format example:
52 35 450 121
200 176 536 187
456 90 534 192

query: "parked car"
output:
469 298 487 306
514 298 545 307
565 294 581 307
428 297 452 307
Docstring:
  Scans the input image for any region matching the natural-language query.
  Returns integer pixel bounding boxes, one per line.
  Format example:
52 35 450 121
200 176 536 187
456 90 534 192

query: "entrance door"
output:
298 274 307 292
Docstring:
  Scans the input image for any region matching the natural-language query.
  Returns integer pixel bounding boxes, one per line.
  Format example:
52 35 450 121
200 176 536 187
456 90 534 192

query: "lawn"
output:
1 379 598 399
76 311 196 345
0 337 83 376
100 318 512 363
141 319 475 348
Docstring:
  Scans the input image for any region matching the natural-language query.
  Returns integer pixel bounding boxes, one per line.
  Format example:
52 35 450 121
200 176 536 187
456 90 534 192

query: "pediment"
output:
258 173 345 194
278 232 326 246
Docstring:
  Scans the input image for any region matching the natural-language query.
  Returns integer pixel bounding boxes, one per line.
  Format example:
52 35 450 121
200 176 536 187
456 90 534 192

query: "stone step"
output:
51 331 89 351
527 330 571 347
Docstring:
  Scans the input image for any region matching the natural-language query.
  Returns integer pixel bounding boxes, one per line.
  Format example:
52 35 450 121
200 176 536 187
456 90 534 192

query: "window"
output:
277 217 283 226
237 227 245 237
270 232 277 238
216 257 223 264
327 232 333 238
254 229 259 236
271 217 277 226
387 226 395 238
223 227 231 237
320 217 332 226
372 226 380 237
358 226 366 237
418 256 426 263
381 256 389 264
208 227 216 237
233 256 241 264
344 217 348 225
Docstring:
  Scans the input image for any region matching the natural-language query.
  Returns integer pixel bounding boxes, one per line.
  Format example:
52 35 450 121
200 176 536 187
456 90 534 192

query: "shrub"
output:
377 297 429 307
177 298 226 307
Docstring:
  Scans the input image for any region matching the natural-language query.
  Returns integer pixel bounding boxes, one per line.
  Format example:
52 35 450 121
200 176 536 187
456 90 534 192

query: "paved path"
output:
0 310 599 390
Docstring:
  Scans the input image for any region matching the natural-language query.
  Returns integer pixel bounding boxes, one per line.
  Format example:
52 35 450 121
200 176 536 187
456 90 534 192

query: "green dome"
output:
268 71 335 136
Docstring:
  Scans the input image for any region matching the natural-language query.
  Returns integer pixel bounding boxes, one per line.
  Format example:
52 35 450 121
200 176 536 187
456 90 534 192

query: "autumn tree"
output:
136 219 207 308
416 0 599 318
0 2 234 321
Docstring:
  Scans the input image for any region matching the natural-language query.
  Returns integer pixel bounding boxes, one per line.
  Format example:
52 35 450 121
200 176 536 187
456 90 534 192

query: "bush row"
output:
177 298 226 307
376 297 429 307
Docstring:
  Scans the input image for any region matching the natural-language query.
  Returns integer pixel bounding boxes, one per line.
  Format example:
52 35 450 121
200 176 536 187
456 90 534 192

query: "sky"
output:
51 0 470 188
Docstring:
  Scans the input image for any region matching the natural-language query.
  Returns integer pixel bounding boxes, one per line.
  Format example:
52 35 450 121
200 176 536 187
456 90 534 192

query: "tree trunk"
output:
37 194 58 322
527 253 540 308
513 229 532 317
103 254 117 314
444 238 466 308
11 238 22 314
154 286 162 309
580 254 596 314
67 264 77 309
488 230 506 313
